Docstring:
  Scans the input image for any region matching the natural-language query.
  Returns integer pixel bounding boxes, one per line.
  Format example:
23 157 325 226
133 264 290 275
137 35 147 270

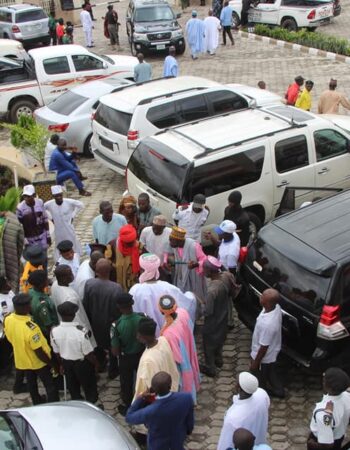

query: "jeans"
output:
25 365 59 405
56 170 84 191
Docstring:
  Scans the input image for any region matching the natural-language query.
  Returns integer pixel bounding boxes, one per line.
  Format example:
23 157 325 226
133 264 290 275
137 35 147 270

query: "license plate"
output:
156 44 166 50
100 137 113 151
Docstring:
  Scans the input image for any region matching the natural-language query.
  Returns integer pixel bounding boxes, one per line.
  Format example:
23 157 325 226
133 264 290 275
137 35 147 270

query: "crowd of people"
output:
2 176 350 450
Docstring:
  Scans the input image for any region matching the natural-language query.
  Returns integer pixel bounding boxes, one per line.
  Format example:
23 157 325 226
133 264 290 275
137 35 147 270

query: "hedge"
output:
253 24 350 56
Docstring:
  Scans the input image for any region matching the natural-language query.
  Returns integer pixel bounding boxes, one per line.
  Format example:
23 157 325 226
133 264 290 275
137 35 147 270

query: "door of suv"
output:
272 131 315 214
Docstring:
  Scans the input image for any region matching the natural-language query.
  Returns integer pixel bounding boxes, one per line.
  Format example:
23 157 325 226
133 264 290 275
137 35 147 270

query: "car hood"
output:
14 401 138 450
106 54 138 68
321 114 350 134
226 83 283 106
134 20 180 32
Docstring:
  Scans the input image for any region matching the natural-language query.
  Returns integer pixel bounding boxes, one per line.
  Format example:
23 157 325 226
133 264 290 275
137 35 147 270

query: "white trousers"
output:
84 28 92 47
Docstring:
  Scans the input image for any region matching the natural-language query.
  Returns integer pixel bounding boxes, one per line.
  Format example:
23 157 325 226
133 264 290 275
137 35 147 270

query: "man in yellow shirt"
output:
295 80 314 111
4 293 59 405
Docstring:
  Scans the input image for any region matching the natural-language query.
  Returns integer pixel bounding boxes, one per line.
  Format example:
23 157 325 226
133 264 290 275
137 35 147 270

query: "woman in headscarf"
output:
129 253 197 335
118 196 138 231
159 295 200 403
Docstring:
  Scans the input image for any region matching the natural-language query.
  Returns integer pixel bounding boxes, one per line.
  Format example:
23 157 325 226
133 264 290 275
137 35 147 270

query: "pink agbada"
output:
161 307 200 402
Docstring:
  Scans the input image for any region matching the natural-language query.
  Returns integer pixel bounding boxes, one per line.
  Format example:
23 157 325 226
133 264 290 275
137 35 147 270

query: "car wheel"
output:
281 18 298 31
9 99 36 123
176 43 186 55
83 134 94 158
247 211 262 242
42 37 51 46
3 33 9 39
232 11 241 28
130 37 137 56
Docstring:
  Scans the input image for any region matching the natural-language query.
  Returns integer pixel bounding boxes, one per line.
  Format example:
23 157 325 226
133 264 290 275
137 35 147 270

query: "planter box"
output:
32 172 56 202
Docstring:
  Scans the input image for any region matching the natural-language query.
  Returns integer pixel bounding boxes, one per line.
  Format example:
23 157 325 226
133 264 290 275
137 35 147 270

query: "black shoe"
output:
199 364 216 378
266 388 286 399
132 432 147 446
118 404 128 416
215 358 223 368
13 383 28 394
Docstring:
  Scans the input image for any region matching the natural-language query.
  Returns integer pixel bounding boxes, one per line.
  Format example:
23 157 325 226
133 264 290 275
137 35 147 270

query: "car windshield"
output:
15 9 47 22
134 6 174 21
128 139 190 202
92 52 114 65
47 91 88 116
94 104 132 135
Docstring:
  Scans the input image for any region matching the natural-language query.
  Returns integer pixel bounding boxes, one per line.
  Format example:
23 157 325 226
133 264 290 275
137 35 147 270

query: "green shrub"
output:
254 24 350 56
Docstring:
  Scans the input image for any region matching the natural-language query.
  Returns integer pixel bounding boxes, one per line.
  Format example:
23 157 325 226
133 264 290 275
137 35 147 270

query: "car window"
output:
206 90 248 114
146 102 179 129
0 11 12 22
15 9 47 22
48 91 88 115
176 95 209 123
134 6 174 21
94 104 132 135
189 146 265 198
314 129 349 162
43 56 70 75
0 415 21 450
72 55 103 72
275 135 309 173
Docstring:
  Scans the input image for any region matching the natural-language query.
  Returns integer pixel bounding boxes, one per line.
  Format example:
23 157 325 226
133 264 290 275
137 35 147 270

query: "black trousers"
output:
223 26 234 45
62 358 98 404
307 432 343 450
202 335 224 373
95 347 119 376
252 361 285 398
119 352 143 407
25 365 59 405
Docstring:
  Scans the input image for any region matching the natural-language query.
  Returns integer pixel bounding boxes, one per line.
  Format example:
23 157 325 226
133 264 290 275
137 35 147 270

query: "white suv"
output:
91 76 282 174
126 105 350 225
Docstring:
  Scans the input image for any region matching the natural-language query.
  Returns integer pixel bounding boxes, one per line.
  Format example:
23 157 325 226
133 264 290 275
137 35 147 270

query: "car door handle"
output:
276 180 290 187
318 167 330 174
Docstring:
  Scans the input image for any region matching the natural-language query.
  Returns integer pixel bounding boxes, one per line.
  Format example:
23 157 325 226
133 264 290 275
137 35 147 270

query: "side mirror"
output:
176 12 181 18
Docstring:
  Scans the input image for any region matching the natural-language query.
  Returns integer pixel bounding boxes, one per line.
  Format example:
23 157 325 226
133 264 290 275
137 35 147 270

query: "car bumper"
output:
15 34 50 44
133 36 185 52
92 147 126 175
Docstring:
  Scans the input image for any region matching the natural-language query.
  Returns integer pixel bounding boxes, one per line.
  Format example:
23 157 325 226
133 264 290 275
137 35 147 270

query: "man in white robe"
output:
185 10 205 59
45 185 83 261
204 9 221 55
74 250 104 299
139 215 171 264
80 3 93 47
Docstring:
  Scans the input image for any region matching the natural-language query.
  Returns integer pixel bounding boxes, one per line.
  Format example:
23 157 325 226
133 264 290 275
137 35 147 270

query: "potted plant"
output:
1 114 56 202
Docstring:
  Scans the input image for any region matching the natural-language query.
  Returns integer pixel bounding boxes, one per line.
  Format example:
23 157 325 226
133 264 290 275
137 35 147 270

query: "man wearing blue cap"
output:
186 10 205 60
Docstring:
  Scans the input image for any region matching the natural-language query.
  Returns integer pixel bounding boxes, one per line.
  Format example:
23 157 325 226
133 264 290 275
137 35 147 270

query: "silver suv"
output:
0 4 49 46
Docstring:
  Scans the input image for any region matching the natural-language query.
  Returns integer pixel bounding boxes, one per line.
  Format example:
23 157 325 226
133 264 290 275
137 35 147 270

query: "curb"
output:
237 30 350 65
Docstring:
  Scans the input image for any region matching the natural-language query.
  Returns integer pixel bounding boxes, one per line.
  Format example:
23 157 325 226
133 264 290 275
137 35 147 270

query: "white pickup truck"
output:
0 44 138 122
229 0 337 31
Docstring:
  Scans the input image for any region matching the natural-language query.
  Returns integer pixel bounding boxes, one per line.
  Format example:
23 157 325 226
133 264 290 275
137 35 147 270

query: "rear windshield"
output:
248 236 332 313
128 139 190 202
48 91 87 116
95 104 132 135
15 9 47 22
134 6 174 22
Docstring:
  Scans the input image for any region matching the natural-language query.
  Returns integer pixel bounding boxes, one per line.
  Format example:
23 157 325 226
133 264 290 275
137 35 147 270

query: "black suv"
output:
126 0 185 55
236 190 350 372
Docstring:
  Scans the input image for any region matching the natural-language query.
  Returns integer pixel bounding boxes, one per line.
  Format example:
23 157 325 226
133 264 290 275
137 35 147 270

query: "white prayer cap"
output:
215 220 237 234
22 184 35 196
238 372 259 394
51 185 63 195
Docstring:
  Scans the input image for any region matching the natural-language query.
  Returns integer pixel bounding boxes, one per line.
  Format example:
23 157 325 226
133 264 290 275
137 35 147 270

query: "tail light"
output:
238 247 248 264
12 25 20 33
91 111 96 121
127 130 140 150
176 202 190 208
317 305 349 340
48 123 69 132
307 9 316 19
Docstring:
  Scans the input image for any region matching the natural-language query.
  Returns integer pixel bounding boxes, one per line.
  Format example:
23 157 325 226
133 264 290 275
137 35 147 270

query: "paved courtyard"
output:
1 2 350 448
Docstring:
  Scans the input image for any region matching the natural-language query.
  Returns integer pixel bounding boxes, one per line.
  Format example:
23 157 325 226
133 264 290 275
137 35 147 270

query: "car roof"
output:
271 189 350 264
28 44 90 58
1 3 42 10
226 83 283 105
70 77 132 98
99 76 220 112
133 0 170 6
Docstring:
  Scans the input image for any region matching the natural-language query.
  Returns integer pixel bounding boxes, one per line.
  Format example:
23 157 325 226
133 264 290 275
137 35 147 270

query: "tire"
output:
246 211 262 242
176 43 186 55
42 37 51 46
281 18 298 31
3 33 9 39
130 36 137 56
9 99 36 123
232 11 241 28
83 134 94 158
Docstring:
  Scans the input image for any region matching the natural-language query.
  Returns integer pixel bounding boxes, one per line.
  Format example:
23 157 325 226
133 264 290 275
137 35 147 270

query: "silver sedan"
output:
34 76 133 156
0 400 140 449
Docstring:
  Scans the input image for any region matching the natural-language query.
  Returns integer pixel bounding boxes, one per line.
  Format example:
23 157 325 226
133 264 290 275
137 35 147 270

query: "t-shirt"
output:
51 321 94 360
4 313 51 370
110 312 145 355
223 206 250 246
251 304 282 364
134 62 152 83
173 204 208 242
92 213 127 245
139 226 171 263
218 234 241 269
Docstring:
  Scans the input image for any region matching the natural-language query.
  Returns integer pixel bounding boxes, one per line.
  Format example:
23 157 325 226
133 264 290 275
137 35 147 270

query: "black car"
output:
236 190 350 372
126 0 185 55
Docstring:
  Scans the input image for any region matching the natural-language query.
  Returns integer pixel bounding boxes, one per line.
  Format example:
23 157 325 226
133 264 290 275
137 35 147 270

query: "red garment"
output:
117 224 140 274
285 82 300 106
56 24 64 38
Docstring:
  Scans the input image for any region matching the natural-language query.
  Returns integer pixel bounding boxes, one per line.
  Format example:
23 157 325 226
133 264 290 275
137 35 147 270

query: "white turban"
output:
239 372 259 394
51 185 63 195
139 253 160 283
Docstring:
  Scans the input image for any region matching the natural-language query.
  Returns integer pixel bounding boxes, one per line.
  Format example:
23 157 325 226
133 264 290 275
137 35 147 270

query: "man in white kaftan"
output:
80 4 93 47
186 10 205 59
204 9 221 55
44 185 83 261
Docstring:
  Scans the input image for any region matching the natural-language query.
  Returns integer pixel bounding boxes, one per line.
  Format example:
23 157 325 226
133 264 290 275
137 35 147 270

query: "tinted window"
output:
15 9 47 22
0 415 21 450
275 135 309 173
177 95 209 123
206 90 248 113
128 139 190 202
95 104 132 135
0 11 12 22
314 129 348 162
72 55 103 72
134 6 174 21
48 91 87 115
43 56 70 75
248 236 331 313
189 146 265 198
147 103 178 129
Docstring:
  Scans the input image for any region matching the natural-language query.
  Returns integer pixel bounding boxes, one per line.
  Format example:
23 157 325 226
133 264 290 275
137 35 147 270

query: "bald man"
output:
83 258 123 378
250 288 285 398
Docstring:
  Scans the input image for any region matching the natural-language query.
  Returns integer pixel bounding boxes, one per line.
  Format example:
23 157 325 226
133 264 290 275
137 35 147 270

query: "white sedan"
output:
0 38 25 59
